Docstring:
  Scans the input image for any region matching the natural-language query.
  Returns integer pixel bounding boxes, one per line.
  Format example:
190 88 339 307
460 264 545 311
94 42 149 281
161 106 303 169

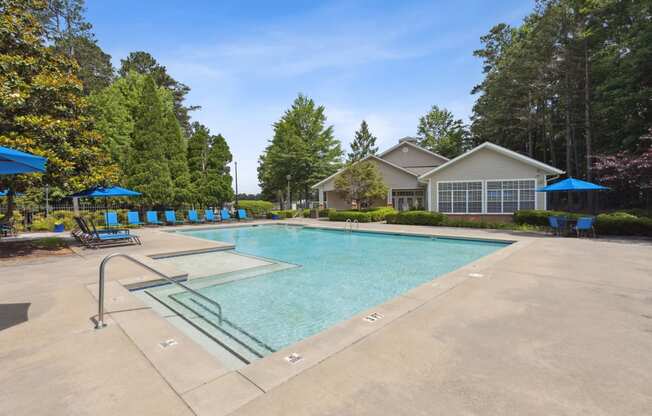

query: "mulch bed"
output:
0 238 75 261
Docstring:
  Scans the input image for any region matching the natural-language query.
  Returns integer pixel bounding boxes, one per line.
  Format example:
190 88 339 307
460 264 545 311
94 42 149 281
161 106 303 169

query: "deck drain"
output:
284 352 303 364
363 312 384 322
159 338 178 349
468 273 484 278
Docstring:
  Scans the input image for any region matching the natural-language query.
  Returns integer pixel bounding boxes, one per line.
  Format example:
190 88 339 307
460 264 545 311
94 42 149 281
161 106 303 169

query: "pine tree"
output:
417 105 469 158
126 76 173 206
187 123 233 207
163 107 192 206
0 0 117 220
347 120 378 162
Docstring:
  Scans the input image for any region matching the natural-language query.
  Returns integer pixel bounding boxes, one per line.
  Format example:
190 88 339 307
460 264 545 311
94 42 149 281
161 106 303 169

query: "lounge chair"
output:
220 208 232 222
71 217 140 248
146 211 163 226
237 209 252 221
164 210 184 225
574 217 596 238
204 209 218 223
127 211 144 227
187 210 203 224
104 211 124 228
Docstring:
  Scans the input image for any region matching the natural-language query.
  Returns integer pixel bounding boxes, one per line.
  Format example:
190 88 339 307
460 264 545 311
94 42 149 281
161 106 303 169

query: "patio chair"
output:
72 217 139 248
574 217 596 238
220 208 233 222
127 211 144 227
556 216 568 236
104 211 124 228
237 209 252 221
187 210 203 224
204 209 218 223
0 218 17 237
146 211 163 226
164 210 184 225
547 216 560 236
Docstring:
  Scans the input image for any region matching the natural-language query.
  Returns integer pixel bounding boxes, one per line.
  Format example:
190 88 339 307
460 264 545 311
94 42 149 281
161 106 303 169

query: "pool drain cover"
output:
363 312 384 322
284 353 303 364
159 339 178 349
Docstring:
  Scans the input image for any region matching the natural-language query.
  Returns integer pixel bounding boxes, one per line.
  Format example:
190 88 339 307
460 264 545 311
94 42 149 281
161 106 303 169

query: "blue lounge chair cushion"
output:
105 211 122 227
204 210 215 222
165 210 183 224
238 209 247 219
146 211 162 224
221 208 231 221
187 210 200 223
575 217 594 230
127 211 143 225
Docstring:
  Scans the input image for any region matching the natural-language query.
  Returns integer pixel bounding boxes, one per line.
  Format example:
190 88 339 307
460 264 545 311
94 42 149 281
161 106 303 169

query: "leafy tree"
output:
126 76 173 206
37 0 114 94
334 161 388 208
258 94 343 205
416 105 469 158
0 0 117 220
347 120 378 162
119 51 198 134
187 122 233 207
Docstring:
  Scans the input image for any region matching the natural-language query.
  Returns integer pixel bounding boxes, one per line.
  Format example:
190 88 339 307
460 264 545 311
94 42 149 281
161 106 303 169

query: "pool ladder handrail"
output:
345 219 359 232
95 253 223 329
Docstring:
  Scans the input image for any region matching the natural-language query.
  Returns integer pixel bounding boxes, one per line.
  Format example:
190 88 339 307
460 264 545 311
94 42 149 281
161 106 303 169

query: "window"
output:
438 181 482 213
486 179 535 213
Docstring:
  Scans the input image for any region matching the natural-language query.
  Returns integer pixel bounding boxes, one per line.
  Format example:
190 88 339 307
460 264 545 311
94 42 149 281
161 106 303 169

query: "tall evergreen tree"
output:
0 0 117 220
187 123 233 207
163 107 192 206
258 94 343 203
119 51 198 134
347 120 378 162
126 76 173 206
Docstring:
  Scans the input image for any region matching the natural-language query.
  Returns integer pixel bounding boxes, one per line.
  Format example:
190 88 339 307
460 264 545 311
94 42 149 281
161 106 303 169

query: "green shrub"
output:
237 200 274 217
385 210 446 226
266 210 300 219
328 207 396 222
595 213 652 236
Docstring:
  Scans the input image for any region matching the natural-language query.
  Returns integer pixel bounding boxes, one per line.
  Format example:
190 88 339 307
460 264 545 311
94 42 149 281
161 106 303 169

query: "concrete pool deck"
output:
1 219 651 415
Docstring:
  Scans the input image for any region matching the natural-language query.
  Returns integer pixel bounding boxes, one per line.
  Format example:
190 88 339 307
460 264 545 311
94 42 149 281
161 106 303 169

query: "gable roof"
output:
378 140 449 162
417 142 564 181
312 154 418 189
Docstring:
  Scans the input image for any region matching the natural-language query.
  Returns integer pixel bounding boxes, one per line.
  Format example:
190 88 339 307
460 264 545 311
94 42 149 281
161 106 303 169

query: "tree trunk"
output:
527 93 533 157
565 71 573 177
1 192 16 225
584 39 592 181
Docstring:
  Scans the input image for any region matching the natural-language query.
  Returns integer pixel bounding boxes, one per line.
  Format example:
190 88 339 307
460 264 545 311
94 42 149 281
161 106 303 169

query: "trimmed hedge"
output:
236 200 274 217
266 210 301 219
385 210 445 226
515 209 652 236
301 208 335 218
595 213 652 236
328 207 396 223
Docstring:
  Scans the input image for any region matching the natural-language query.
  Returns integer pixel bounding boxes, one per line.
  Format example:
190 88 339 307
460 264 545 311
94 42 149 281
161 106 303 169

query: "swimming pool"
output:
146 225 508 362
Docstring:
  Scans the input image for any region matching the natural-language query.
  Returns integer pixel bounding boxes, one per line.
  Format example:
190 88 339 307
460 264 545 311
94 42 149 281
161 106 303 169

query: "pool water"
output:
150 225 508 360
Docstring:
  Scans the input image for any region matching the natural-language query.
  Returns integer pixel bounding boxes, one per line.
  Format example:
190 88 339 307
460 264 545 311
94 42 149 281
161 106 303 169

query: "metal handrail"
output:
95 253 223 329
353 219 359 230
345 218 352 232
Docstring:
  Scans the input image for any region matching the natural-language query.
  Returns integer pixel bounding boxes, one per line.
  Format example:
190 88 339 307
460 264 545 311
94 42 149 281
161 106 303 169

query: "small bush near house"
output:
513 209 581 226
237 200 274 217
385 211 446 226
301 208 335 218
328 207 396 222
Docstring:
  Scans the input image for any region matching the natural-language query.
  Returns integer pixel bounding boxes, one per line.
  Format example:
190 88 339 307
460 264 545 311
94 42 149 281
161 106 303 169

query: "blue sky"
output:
86 0 532 193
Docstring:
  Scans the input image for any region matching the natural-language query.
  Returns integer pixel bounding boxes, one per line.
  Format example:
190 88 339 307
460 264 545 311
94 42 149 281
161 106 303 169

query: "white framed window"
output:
486 179 536 213
437 181 483 213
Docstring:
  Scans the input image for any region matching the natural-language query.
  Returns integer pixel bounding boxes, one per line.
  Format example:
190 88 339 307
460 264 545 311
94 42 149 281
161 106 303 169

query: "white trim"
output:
418 142 564 181
378 140 449 162
311 154 418 189
427 178 432 211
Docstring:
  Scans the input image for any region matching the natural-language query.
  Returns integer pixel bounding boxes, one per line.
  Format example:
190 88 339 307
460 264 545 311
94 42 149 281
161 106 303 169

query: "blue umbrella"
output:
538 177 609 192
70 186 141 228
0 146 47 174
70 186 142 198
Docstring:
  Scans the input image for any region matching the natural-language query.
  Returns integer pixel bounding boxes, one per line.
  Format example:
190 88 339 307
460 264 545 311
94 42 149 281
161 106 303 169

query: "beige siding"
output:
382 144 447 169
428 148 549 213
324 191 388 210
320 159 420 192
